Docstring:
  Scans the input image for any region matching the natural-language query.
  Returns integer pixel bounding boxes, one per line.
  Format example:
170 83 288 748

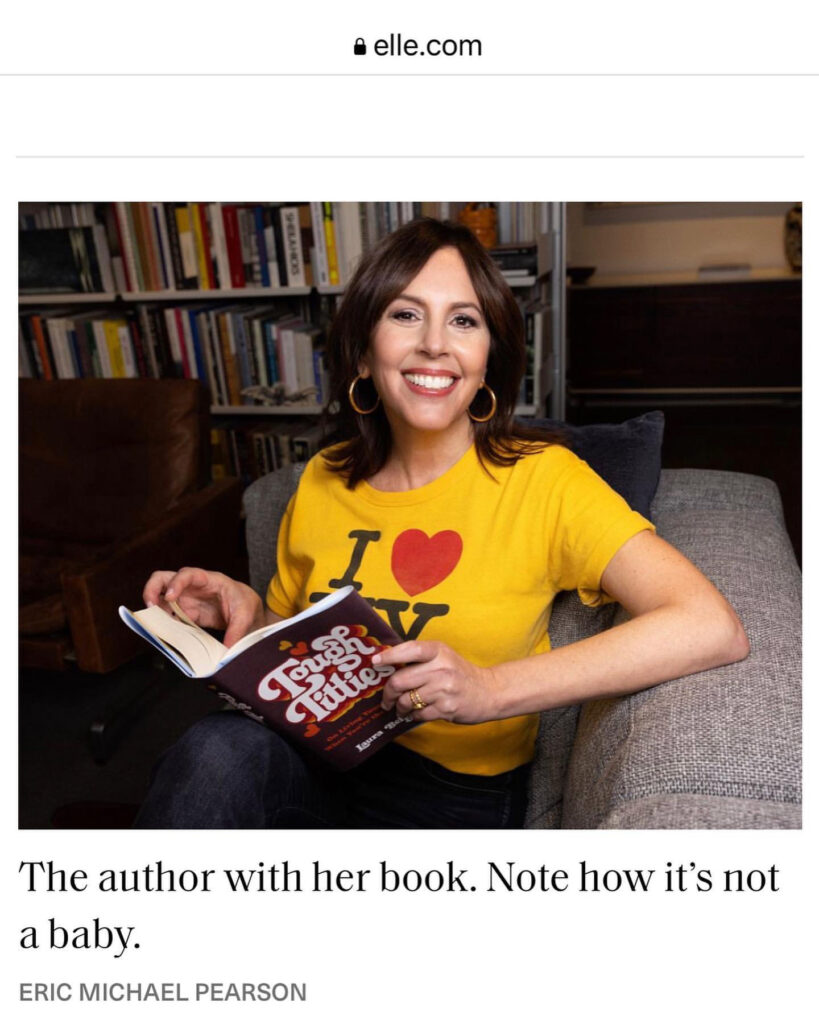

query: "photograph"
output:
18 200 802 830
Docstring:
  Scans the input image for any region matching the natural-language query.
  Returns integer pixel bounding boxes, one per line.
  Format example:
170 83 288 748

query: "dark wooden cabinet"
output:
567 276 801 560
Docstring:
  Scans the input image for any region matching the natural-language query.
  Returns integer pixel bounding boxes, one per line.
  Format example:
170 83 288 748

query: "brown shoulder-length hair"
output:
322 217 563 486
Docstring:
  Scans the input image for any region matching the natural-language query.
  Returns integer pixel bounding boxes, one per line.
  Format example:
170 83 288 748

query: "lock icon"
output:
354 37 366 55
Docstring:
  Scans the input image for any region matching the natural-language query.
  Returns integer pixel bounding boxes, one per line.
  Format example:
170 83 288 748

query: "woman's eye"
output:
391 310 420 321
453 314 478 328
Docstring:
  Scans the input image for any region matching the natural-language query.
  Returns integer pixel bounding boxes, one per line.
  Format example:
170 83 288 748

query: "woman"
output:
135 218 748 829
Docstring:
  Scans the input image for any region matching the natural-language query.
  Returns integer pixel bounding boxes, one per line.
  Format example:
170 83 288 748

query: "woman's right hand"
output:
143 568 265 647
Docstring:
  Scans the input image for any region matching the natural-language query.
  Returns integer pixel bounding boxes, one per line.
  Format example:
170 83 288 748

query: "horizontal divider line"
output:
2 72 818 78
16 154 805 160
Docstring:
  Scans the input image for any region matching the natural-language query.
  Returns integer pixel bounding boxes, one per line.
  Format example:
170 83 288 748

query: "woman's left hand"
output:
375 641 501 724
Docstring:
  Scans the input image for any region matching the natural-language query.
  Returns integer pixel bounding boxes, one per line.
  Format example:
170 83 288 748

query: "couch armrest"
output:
61 477 243 673
561 469 802 829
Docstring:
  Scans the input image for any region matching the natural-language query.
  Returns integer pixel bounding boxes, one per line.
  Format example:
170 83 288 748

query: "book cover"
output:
119 586 416 770
19 229 86 293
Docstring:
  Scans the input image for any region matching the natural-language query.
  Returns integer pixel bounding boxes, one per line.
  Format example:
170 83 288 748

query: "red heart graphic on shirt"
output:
290 641 309 656
391 530 463 597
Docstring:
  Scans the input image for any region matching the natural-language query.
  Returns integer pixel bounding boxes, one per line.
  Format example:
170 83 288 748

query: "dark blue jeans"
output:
133 712 530 829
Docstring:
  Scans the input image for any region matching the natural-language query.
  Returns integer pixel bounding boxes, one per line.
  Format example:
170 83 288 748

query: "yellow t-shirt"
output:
266 443 654 776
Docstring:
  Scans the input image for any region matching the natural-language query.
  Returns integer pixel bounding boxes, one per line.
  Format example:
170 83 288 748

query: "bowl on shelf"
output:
567 265 596 285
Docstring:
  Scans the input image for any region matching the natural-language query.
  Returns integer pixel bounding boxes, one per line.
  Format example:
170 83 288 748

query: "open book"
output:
119 586 416 769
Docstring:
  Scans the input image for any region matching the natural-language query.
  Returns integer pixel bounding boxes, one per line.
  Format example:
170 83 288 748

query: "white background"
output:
4 2 814 1021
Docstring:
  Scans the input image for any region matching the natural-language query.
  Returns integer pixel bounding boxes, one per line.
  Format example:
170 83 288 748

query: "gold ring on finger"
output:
409 688 427 711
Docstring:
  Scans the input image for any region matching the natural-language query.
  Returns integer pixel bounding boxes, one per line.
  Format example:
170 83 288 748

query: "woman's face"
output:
360 246 491 441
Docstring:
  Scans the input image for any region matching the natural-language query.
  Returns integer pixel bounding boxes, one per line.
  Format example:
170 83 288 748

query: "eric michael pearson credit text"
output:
20 981 308 1003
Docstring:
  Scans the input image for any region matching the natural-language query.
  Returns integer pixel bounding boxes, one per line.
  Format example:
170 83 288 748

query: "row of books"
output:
19 202 548 296
18 301 328 407
211 418 330 485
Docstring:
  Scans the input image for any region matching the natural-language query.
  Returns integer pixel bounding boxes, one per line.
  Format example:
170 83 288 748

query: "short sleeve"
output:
265 494 301 618
546 457 655 607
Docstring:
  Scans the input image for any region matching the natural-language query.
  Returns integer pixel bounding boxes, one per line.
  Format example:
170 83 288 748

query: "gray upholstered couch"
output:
243 466 802 829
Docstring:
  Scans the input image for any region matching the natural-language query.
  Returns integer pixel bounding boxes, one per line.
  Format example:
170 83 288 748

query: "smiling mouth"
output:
402 372 458 391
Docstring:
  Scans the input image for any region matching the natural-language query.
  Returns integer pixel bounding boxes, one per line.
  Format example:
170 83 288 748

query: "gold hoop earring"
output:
468 382 497 423
348 375 380 415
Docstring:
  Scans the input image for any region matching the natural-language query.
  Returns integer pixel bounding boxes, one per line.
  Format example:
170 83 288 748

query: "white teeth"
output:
404 373 455 389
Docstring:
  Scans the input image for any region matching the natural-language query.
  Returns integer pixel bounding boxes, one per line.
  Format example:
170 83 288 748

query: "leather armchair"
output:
20 378 244 673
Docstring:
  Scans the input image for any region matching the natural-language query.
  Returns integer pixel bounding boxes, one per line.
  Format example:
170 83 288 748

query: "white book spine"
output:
280 206 306 287
341 203 363 283
209 203 231 290
51 319 75 378
279 328 298 392
118 325 138 378
92 223 116 292
163 308 183 372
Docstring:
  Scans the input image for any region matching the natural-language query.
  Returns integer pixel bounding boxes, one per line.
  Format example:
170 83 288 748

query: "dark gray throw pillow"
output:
527 411 664 520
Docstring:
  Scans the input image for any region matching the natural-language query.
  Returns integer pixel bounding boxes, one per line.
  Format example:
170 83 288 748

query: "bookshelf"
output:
19 201 567 476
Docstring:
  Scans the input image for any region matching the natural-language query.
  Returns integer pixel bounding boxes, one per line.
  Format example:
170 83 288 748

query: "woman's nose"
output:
418 318 449 356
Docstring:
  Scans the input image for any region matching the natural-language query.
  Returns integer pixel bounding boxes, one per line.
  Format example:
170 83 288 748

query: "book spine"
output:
263 320 279 383
29 315 54 379
163 203 186 289
86 320 103 378
207 310 229 404
137 305 161 378
173 309 192 382
322 202 339 285
152 202 174 290
209 202 232 290
113 203 136 292
175 205 199 287
332 203 347 287
117 324 138 378
103 320 127 377
164 308 186 376
280 206 306 287
125 203 148 292
222 205 246 288
134 202 159 291
91 223 116 293
279 327 298 392
92 320 113 377
70 229 94 292
187 309 208 381
189 203 211 289
251 317 268 387
195 310 219 400
127 312 150 377
310 202 329 286
66 323 84 376
253 206 271 288
143 202 165 290
182 311 202 380
242 209 261 285
74 321 95 377
270 206 287 286
217 311 242 405
232 312 254 398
